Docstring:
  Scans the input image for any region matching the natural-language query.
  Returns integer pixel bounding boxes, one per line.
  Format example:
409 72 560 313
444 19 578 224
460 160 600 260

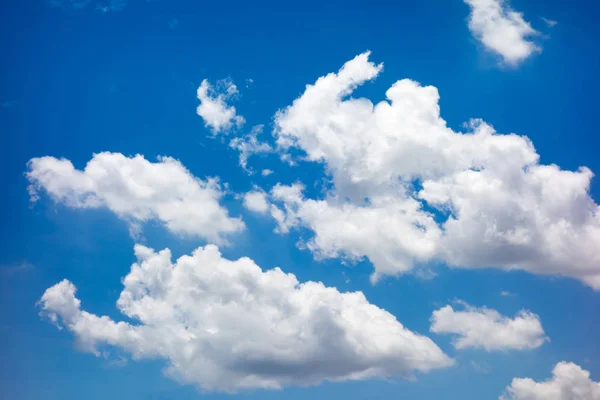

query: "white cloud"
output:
26 152 244 243
39 245 453 392
501 362 600 400
243 189 270 214
229 125 273 172
269 52 600 288
464 0 540 65
430 301 548 351
196 79 245 134
262 169 274 176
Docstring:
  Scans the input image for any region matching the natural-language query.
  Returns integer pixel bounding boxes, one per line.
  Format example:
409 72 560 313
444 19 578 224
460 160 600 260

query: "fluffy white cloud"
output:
501 362 600 400
26 152 244 242
430 301 548 351
262 169 274 176
270 52 600 288
243 189 270 214
464 0 540 65
39 245 453 392
229 125 273 172
196 79 245 134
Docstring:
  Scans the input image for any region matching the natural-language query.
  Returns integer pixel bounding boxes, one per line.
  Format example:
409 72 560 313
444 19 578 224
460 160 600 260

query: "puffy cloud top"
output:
501 362 600 399
270 52 600 288
39 245 453 392
464 0 540 65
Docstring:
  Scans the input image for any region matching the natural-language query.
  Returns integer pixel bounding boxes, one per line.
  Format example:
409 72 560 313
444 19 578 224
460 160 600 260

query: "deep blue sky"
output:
1 0 599 399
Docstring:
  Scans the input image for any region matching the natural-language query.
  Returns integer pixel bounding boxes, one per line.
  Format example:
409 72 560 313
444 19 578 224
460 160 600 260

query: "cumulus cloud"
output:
430 301 548 351
501 362 600 399
262 169 274 176
196 79 245 134
26 152 244 242
269 52 600 288
464 0 540 65
39 245 453 392
243 189 270 214
229 125 273 172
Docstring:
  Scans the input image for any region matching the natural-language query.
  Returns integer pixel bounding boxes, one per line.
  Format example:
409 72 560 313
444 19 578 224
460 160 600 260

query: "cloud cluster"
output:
430 301 548 351
501 362 600 399
27 152 244 242
464 0 540 65
269 52 600 288
196 79 245 135
39 245 453 392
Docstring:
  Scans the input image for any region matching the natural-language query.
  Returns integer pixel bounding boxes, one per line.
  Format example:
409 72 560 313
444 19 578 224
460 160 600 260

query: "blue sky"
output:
1 0 600 399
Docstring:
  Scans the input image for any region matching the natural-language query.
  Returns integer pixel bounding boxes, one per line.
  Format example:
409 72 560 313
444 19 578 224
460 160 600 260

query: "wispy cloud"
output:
96 0 128 14
0 262 34 277
168 17 180 30
541 17 558 28
48 0 128 13
1 99 18 109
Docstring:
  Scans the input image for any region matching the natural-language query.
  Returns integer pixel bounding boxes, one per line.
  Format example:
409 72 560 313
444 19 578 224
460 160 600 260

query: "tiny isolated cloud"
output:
541 17 558 28
430 300 548 351
464 0 541 65
196 78 245 135
96 0 127 13
39 245 453 392
262 169 274 176
501 361 600 399
26 152 244 243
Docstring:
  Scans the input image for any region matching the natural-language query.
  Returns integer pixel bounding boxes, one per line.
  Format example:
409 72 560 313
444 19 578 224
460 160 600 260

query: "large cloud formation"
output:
27 152 244 242
270 52 600 288
464 0 540 65
501 362 600 399
39 245 453 392
430 301 548 351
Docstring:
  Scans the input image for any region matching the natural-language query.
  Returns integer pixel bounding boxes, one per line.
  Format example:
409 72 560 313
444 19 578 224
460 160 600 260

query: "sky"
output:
1 0 600 399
